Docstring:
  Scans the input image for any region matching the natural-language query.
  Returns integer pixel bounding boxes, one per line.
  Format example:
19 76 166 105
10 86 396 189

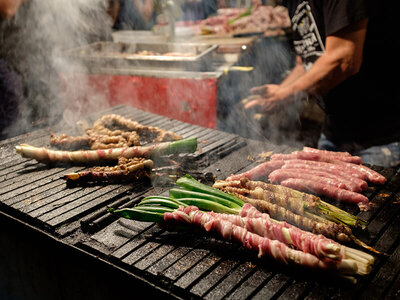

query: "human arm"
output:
244 18 368 112
249 55 306 97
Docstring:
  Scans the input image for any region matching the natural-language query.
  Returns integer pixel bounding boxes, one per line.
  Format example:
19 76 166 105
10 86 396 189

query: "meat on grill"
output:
164 205 338 270
269 168 362 192
280 162 368 191
225 145 387 210
271 151 363 164
63 157 154 183
334 160 387 185
279 178 370 211
226 160 284 181
215 203 343 262
302 147 352 157
50 114 182 150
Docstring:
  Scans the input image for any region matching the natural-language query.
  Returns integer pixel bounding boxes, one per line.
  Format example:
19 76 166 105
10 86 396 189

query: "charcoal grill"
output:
1 105 399 299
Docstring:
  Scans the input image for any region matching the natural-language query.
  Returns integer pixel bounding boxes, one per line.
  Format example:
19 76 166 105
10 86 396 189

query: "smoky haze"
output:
218 37 315 148
0 0 113 138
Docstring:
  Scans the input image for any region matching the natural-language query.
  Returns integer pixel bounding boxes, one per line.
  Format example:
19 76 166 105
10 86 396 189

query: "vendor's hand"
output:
244 84 290 113
249 83 281 97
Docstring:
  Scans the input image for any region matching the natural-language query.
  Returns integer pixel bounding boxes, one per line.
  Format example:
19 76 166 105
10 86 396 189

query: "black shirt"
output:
284 0 400 150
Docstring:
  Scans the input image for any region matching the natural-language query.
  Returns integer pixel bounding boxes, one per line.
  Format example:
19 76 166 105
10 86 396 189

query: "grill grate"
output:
1 105 400 299
77 140 400 299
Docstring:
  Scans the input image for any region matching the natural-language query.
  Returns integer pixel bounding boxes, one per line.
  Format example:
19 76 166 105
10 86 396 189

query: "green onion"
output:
176 175 244 207
160 137 198 156
133 205 175 213
176 198 240 214
137 197 186 209
315 201 367 229
169 188 242 209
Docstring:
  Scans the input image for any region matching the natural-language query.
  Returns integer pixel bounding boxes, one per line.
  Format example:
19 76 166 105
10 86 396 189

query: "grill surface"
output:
0 105 399 299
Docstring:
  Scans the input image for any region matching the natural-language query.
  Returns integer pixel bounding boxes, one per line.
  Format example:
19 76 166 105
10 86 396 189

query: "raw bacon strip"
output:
269 168 361 192
282 159 368 181
226 160 285 181
164 206 337 270
271 151 363 164
280 178 370 211
213 204 343 261
333 160 387 185
231 192 353 243
302 147 352 157
281 162 368 191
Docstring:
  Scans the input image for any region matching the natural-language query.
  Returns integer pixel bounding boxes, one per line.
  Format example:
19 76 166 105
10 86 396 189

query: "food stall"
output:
59 4 292 131
1 3 399 300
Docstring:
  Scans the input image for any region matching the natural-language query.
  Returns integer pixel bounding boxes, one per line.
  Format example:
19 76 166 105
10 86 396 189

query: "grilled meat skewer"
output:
15 137 197 165
50 114 182 150
63 157 154 183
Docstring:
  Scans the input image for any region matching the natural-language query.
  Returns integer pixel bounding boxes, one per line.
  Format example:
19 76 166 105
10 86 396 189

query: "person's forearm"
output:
283 53 351 97
280 56 306 87
282 19 368 98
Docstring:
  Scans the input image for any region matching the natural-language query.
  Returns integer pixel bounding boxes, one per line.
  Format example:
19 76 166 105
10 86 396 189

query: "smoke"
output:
218 37 298 144
1 0 113 138
218 35 324 149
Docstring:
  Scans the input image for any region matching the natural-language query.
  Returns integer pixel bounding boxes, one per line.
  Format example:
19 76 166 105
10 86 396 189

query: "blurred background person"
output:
0 0 25 140
114 0 155 30
181 0 217 21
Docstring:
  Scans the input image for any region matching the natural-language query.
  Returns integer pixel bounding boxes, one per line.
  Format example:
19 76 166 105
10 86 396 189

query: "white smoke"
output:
1 0 113 136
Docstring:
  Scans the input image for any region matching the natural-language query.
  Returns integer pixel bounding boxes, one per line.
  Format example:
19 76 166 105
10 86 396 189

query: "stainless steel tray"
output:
65 42 218 72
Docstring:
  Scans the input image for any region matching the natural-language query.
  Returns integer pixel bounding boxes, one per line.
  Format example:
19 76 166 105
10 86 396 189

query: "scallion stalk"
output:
176 197 240 214
169 188 242 209
176 175 244 207
138 197 186 209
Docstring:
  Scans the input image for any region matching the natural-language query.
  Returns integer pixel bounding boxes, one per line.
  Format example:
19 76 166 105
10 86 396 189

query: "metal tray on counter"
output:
65 41 218 72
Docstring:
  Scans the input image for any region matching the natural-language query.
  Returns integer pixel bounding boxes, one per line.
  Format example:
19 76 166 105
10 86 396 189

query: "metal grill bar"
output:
2 105 399 299
0 105 245 235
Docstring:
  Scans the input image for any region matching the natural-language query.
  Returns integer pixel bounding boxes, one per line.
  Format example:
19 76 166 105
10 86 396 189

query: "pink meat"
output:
269 168 361 192
282 159 368 180
172 204 343 262
279 178 370 211
239 202 264 219
165 205 331 268
302 147 352 157
282 161 368 191
271 151 363 164
226 160 285 181
280 162 368 190
333 160 386 185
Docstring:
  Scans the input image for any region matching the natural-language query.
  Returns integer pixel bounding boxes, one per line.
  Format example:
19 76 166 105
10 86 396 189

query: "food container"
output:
111 30 168 44
65 41 218 72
